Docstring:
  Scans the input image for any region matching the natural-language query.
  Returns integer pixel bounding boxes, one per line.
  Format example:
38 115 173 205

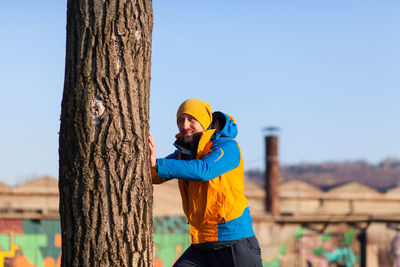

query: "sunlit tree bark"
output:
59 0 153 265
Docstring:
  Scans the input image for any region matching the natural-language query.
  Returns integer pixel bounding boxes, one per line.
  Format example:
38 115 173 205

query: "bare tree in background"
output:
59 0 153 266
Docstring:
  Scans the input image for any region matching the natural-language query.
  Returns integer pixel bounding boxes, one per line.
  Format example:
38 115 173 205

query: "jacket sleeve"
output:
157 139 240 181
151 150 179 184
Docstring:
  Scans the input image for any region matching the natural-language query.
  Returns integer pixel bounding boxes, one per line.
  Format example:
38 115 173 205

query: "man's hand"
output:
148 132 157 169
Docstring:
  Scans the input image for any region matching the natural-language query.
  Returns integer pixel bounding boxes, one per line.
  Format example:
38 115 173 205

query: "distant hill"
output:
246 158 400 192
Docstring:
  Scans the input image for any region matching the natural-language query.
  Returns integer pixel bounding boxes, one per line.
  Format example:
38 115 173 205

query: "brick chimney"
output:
264 127 280 215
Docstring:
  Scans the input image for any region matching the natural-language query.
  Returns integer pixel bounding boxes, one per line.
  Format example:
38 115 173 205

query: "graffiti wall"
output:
0 217 190 267
0 218 366 267
295 227 360 267
153 216 190 267
0 217 278 267
0 219 61 267
0 218 398 267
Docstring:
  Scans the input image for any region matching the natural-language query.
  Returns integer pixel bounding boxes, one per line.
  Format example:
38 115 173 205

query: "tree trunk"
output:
59 0 153 266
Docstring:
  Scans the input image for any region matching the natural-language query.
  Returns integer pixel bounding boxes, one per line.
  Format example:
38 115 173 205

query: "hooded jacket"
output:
152 112 254 244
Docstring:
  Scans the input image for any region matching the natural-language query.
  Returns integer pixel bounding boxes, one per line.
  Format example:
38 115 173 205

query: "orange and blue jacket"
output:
152 112 254 244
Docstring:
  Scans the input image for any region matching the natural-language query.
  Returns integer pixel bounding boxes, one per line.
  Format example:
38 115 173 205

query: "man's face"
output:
177 114 204 143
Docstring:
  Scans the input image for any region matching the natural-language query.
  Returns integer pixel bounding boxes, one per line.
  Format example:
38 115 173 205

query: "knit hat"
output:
176 99 213 130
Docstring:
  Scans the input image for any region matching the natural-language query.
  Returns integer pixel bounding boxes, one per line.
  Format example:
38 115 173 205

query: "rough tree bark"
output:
59 0 153 266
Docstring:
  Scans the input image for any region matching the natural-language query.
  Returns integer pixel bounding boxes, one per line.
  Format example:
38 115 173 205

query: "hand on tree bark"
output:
148 132 157 170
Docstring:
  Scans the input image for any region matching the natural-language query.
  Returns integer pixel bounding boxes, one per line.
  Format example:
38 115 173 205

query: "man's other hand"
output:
148 132 157 169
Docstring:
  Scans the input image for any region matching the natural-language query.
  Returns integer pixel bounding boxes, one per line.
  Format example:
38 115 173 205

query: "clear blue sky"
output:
1 0 399 185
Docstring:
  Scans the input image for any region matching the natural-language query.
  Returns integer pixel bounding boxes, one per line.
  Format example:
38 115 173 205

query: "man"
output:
149 99 262 267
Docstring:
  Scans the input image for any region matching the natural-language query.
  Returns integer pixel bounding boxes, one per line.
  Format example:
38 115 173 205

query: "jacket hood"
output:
210 111 238 139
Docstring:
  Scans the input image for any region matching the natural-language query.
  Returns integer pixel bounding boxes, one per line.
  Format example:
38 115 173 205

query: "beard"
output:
182 133 194 143
180 130 198 143
175 132 202 158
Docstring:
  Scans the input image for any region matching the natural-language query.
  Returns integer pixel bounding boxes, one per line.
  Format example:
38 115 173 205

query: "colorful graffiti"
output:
0 217 191 267
0 219 61 267
296 227 360 267
0 232 18 267
262 244 285 267
4 218 395 267
153 216 190 267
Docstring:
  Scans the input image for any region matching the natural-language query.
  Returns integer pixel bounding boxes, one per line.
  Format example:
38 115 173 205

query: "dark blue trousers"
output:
173 236 263 267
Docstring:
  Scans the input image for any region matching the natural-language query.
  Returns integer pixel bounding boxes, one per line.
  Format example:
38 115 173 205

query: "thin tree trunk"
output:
59 0 153 266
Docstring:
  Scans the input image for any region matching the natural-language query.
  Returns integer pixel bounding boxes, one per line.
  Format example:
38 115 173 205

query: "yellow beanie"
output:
176 99 213 130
